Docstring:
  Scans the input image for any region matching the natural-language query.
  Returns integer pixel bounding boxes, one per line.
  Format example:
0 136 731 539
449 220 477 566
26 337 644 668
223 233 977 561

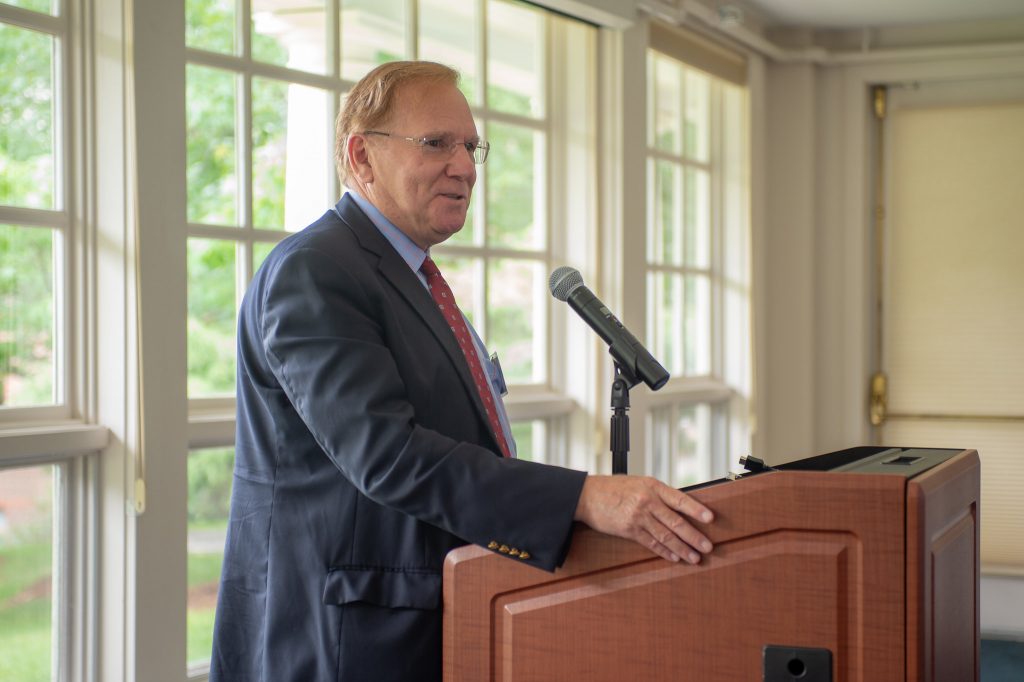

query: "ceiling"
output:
743 0 1024 29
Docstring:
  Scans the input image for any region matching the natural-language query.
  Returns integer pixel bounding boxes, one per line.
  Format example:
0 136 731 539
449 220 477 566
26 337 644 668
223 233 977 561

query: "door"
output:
878 76 1024 571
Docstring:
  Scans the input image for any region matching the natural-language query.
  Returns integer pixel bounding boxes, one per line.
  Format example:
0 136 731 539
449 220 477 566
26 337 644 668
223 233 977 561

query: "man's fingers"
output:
573 475 717 564
660 484 714 524
638 528 686 564
650 504 712 556
639 525 702 565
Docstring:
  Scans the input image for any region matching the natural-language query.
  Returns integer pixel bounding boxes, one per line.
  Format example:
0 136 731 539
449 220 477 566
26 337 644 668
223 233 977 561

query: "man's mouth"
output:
439 192 467 201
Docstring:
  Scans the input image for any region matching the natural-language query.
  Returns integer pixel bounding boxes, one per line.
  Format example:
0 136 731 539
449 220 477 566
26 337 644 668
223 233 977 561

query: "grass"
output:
188 551 224 587
187 606 218 666
187 549 225 667
0 537 52 681
1 533 227 675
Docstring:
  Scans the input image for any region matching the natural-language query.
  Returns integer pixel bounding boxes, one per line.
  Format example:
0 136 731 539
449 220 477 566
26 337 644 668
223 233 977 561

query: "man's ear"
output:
346 134 374 184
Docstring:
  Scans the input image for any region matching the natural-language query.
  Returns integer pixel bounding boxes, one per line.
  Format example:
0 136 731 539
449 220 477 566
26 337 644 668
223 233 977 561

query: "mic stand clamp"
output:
610 362 639 474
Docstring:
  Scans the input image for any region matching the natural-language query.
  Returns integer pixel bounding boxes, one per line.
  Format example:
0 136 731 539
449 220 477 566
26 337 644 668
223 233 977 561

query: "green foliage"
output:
252 78 288 229
509 421 532 461
486 85 531 118
2 0 53 12
187 239 236 396
0 602 50 682
251 18 292 68
186 0 235 54
187 606 218 667
486 122 535 249
0 23 54 210
0 225 54 406
487 301 531 382
187 64 238 225
187 447 234 524
0 534 52 682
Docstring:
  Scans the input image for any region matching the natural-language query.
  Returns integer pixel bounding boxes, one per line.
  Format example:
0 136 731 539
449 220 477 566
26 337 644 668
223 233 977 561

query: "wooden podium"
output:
443 447 980 681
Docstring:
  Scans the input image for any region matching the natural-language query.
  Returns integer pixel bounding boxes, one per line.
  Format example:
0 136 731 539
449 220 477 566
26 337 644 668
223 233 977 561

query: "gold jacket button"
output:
508 548 520 557
519 551 531 560
499 544 511 554
487 541 499 550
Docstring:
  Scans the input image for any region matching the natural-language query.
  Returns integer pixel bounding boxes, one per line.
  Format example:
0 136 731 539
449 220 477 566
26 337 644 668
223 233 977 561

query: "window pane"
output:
724 284 750 394
685 167 710 269
685 274 710 376
187 238 237 397
647 271 683 377
723 83 748 287
186 0 236 54
647 159 682 266
487 122 542 250
487 259 544 383
252 0 327 74
674 403 711 487
443 192 476 247
0 225 55 407
253 240 276 276
0 464 54 680
650 53 682 155
685 69 710 162
649 403 711 487
510 419 544 462
487 0 544 118
187 65 238 226
647 272 710 378
341 0 406 83
418 0 478 104
253 78 329 232
187 447 234 667
0 23 55 210
432 255 481 329
2 0 55 13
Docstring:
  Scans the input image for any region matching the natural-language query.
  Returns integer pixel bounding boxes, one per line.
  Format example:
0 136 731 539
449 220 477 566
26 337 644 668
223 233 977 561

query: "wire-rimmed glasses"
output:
362 130 490 164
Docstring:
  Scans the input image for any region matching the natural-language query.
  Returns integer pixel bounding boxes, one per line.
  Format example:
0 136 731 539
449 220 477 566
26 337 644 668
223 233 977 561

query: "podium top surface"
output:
775 445 962 477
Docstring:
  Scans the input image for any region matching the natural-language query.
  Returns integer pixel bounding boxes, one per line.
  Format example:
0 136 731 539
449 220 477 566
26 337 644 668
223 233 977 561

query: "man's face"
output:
361 80 478 250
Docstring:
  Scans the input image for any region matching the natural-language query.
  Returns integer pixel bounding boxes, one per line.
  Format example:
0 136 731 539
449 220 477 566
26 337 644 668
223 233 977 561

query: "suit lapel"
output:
334 196 502 456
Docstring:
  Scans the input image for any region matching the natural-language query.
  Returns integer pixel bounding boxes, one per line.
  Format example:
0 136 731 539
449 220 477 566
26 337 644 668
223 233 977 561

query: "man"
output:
210 61 715 681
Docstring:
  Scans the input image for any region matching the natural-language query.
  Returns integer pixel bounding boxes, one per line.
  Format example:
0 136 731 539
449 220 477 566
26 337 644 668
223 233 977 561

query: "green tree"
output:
1 21 56 406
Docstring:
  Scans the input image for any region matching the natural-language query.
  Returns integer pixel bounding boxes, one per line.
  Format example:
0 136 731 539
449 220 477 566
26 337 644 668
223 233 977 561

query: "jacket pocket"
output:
322 566 441 609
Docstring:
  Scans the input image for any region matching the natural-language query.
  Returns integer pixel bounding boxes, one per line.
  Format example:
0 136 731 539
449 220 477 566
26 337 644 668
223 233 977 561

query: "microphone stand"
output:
610 362 641 474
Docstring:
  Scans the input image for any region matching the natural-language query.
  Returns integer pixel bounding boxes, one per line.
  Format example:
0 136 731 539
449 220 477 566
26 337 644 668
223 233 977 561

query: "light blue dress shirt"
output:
339 191 517 457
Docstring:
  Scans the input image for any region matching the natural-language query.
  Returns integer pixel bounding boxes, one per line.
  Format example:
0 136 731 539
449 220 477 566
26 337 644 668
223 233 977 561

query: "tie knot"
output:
420 256 441 278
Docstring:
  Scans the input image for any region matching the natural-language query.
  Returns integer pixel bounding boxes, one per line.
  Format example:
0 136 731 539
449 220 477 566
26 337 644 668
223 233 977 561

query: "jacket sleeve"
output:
260 245 587 571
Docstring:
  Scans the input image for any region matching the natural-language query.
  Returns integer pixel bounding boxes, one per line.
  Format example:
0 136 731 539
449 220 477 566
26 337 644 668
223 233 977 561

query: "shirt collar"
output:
342 189 428 274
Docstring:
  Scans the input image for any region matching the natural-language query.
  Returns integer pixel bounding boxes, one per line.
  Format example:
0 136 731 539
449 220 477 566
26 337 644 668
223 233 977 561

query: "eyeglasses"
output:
362 130 490 164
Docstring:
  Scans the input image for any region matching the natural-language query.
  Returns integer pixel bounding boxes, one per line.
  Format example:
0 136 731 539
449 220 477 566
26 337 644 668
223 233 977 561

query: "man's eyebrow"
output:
419 130 481 142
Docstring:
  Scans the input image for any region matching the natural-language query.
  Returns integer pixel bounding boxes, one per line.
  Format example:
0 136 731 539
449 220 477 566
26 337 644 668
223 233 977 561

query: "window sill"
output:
0 420 110 466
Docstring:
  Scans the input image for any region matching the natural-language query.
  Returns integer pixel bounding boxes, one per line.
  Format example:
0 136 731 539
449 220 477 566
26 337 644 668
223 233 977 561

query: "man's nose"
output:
447 145 477 179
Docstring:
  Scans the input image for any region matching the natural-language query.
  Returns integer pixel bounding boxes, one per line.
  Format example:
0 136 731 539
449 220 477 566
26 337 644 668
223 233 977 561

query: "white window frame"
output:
182 0 600 678
605 18 752 480
0 2 108 681
0 3 753 680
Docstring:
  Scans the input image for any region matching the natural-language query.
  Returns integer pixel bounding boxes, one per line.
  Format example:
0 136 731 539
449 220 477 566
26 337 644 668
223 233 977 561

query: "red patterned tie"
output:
420 257 512 458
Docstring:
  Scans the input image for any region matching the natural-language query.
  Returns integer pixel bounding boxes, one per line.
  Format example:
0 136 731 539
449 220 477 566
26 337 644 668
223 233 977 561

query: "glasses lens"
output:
473 142 489 164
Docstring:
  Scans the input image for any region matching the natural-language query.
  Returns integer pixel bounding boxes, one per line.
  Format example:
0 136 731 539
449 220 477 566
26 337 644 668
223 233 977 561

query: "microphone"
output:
549 266 670 391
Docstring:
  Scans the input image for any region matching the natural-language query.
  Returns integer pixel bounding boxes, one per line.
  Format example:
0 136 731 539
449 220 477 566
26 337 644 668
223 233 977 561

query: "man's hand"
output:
573 475 714 564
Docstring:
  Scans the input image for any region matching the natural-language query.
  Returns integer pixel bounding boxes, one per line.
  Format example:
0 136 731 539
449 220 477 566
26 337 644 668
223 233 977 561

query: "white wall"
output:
758 37 1024 635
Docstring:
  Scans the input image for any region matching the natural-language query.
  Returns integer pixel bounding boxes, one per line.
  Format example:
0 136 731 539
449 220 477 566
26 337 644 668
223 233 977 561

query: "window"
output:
1 6 63 413
186 446 234 670
0 3 92 680
643 46 751 486
0 464 55 680
183 0 597 672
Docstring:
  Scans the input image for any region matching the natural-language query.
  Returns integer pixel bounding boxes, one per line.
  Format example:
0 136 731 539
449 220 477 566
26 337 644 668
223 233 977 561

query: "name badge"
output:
489 353 509 397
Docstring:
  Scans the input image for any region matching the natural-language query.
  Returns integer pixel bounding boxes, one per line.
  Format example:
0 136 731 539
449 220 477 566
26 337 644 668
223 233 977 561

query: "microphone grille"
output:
549 266 583 301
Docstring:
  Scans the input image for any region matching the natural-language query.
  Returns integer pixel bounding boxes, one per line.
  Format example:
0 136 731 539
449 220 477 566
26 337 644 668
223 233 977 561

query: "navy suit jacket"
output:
209 195 587 681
